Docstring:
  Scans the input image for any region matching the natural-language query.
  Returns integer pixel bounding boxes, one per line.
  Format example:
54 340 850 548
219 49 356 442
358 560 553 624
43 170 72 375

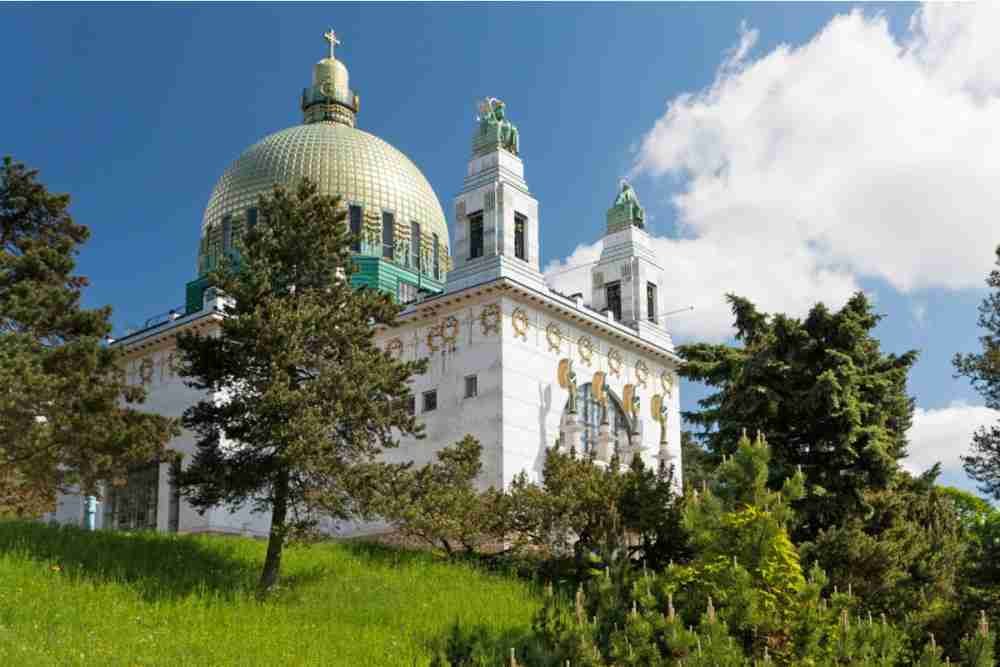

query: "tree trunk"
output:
257 466 290 600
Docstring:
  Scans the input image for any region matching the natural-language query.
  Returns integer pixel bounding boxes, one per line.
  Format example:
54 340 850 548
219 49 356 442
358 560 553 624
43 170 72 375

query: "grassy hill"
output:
0 521 541 666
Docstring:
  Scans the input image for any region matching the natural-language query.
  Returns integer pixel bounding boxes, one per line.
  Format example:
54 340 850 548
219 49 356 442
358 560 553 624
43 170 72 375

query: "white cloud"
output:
905 401 999 477
549 3 1000 341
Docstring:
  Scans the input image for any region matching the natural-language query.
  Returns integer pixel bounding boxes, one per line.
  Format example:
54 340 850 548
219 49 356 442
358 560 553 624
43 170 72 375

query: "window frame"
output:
349 204 363 253
514 212 526 261
382 211 395 260
605 280 622 322
646 281 657 323
464 374 478 399
422 389 438 413
469 211 484 260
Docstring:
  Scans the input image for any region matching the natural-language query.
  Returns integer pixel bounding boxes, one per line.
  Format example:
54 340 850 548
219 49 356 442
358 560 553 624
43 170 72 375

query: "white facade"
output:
48 100 683 537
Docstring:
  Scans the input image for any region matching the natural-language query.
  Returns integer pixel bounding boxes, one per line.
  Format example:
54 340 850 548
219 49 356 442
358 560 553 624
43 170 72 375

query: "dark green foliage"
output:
680 430 713 490
679 293 918 539
529 433 911 666
802 466 965 654
505 448 688 576
368 436 510 556
954 245 1000 501
0 156 176 516
174 179 425 596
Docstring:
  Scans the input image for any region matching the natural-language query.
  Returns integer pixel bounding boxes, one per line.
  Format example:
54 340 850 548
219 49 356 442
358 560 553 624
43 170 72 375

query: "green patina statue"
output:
606 179 646 231
476 97 520 156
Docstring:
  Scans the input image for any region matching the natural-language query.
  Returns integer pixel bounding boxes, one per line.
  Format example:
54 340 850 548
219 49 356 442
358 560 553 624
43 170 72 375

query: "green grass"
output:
0 521 542 666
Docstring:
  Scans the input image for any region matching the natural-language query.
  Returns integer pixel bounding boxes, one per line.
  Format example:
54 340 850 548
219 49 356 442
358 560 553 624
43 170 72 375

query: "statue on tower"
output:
606 179 646 232
476 97 520 155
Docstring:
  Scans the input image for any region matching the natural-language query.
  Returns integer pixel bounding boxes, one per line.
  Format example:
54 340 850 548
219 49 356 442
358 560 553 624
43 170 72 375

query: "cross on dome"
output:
323 29 340 60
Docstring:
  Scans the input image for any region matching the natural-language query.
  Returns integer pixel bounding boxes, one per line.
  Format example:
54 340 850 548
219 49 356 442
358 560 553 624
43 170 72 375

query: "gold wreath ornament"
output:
386 338 403 359
660 370 674 396
545 323 563 353
607 348 623 376
479 303 501 336
426 323 443 353
635 360 649 388
511 308 529 340
577 336 594 365
441 316 460 350
139 357 155 386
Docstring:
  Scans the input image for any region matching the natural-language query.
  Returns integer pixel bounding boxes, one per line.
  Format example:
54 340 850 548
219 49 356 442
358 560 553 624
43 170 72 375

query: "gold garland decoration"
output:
511 308 529 341
577 336 594 365
479 303 501 336
545 323 563 353
139 357 155 386
441 316 460 351
426 323 443 353
634 360 649 388
660 370 674 396
386 337 403 359
607 348 623 376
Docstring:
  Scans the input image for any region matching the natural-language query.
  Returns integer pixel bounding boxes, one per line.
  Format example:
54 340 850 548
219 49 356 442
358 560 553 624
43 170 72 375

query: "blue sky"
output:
3 3 997 495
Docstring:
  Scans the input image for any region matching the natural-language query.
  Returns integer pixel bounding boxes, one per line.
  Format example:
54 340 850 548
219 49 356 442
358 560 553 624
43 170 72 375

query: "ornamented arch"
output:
563 382 635 454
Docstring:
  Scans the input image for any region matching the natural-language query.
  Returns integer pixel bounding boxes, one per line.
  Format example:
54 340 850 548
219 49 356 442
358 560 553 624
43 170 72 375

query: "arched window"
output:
564 382 634 454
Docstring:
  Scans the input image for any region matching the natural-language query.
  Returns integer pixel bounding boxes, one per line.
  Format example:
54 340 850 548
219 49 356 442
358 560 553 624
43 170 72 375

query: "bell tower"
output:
446 98 545 293
591 181 672 347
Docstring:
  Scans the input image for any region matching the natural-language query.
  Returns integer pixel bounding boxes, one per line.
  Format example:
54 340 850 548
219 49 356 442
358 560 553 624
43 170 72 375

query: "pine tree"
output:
0 156 176 516
953 245 1000 501
174 179 425 597
679 293 917 539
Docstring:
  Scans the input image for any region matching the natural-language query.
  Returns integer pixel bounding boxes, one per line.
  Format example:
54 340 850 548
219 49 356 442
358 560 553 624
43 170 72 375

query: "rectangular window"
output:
349 205 362 253
606 281 622 322
469 211 484 259
406 395 416 416
382 211 395 260
464 374 478 399
647 282 657 323
433 233 440 280
422 389 437 412
247 207 258 231
514 213 526 261
397 281 417 305
410 221 421 270
103 463 160 531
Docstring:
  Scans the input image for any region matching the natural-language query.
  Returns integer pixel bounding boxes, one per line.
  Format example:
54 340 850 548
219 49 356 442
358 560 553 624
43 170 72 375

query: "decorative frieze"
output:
545 322 563 353
479 303 501 336
634 360 649 388
577 335 594 365
511 307 529 341
607 347 623 376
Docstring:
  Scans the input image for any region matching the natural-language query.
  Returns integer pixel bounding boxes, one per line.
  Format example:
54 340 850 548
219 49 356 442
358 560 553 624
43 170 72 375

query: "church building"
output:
48 32 682 536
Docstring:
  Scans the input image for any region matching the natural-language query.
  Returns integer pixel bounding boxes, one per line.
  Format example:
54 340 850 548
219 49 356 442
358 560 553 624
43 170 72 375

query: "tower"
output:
446 98 545 293
590 181 672 348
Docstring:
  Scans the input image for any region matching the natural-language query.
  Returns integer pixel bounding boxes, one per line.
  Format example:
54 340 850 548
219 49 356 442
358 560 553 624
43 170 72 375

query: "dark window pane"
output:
606 281 622 321
433 233 440 280
469 212 484 259
647 282 657 323
514 213 526 261
349 205 362 253
247 207 258 230
422 389 437 412
382 212 395 260
464 375 478 398
410 221 421 270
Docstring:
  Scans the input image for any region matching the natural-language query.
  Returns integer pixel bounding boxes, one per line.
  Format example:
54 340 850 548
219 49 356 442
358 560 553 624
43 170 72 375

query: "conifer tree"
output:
174 179 425 597
679 293 918 538
0 156 176 516
953 245 1000 501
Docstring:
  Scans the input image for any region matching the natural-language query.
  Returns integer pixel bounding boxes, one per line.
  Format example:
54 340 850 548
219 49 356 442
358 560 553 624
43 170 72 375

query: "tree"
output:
679 293 918 539
174 179 425 597
529 433 910 666
954 245 1000 501
680 430 712 491
0 156 176 516
370 436 509 556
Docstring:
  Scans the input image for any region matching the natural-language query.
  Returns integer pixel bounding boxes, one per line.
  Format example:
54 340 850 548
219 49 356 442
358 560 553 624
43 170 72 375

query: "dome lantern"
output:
301 29 360 127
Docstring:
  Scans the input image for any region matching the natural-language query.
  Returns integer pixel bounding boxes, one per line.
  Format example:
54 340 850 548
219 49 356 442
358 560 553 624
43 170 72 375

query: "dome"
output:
202 122 449 252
